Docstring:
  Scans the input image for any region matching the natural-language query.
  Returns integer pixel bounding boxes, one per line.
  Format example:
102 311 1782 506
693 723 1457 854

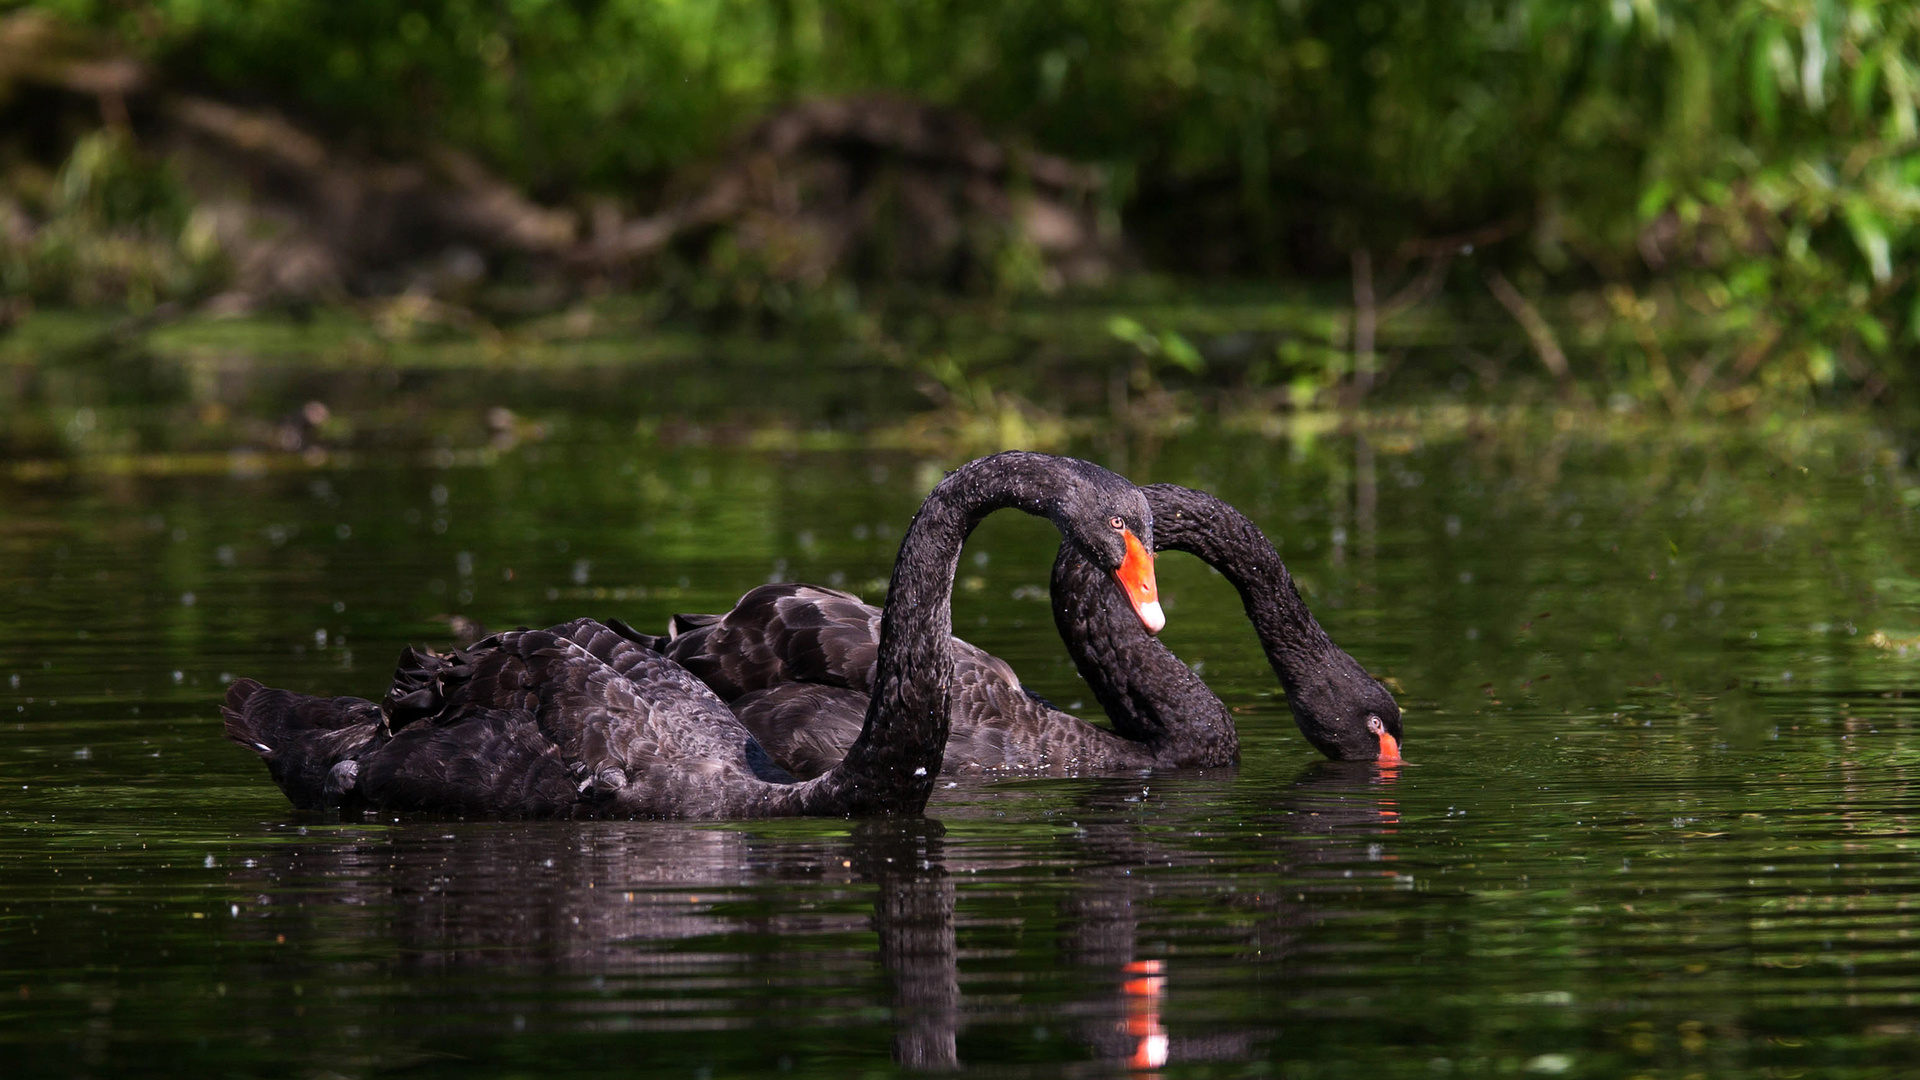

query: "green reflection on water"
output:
2 403 1919 1078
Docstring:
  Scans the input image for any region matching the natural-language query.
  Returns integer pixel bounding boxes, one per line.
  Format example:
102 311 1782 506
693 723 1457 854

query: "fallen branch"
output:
1379 252 1451 322
1484 269 1569 384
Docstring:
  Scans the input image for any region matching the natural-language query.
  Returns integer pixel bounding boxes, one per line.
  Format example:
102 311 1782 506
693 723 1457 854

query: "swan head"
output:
1039 457 1162 635
944 452 1162 633
1289 663 1404 762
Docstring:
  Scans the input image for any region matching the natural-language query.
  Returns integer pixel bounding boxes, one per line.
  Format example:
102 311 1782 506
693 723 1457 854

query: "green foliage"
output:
14 0 1920 405
1 130 223 307
40 0 795 191
1107 315 1204 375
1622 2 1920 403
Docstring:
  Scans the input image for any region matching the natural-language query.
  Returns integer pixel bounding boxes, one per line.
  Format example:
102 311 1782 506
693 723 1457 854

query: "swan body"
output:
222 452 1162 819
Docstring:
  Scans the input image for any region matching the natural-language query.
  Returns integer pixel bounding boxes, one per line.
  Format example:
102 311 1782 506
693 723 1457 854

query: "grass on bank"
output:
0 280 1911 472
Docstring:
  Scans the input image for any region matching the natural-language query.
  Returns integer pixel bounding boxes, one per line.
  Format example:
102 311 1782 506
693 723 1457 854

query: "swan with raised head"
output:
221 451 1165 819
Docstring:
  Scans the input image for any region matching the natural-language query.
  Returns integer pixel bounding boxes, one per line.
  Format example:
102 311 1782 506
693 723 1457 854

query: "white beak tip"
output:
1138 600 1166 634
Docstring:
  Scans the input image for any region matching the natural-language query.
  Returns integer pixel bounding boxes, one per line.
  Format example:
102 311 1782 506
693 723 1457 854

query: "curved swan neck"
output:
1145 483 1400 761
819 453 1085 814
1144 485 1338 693
1050 546 1236 763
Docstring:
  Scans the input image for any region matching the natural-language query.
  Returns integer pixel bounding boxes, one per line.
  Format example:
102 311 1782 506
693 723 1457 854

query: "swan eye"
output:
1109 516 1126 531
1366 715 1384 734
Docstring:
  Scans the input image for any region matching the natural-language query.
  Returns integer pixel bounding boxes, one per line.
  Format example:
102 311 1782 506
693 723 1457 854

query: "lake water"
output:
4 369 1920 1077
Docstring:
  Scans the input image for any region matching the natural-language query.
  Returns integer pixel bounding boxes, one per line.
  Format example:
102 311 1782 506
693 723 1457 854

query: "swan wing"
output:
354 706 580 815
369 618 769 813
662 583 883 699
730 682 869 780
666 582 1029 699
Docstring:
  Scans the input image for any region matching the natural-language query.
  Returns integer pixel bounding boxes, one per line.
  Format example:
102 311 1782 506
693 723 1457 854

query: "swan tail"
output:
221 678 382 809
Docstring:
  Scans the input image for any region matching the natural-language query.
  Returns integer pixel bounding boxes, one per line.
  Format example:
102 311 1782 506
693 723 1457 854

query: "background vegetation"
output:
4 0 1919 419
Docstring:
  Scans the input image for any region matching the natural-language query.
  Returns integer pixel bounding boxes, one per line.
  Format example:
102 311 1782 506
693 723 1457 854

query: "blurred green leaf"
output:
1106 315 1154 351
1638 180 1674 222
1842 198 1894 284
1159 331 1205 373
1855 312 1890 355
1851 50 1882 121
1749 25 1781 135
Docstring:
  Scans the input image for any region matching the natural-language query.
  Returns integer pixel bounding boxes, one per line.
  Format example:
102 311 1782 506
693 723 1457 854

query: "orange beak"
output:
1114 529 1164 634
1376 729 1402 763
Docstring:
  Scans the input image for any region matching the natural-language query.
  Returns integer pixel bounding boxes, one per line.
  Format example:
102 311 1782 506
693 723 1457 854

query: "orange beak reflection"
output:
1122 959 1169 1070
1115 528 1164 634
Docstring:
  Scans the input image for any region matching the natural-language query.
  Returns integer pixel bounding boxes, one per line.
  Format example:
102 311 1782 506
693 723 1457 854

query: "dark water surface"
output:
5 412 1920 1078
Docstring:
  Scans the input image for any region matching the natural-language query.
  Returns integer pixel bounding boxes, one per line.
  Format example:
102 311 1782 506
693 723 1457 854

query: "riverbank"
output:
6 301 1915 488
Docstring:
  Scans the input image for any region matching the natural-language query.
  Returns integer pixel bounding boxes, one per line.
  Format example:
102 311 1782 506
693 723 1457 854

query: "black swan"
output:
635 483 1400 778
220 451 1165 819
1121 483 1400 761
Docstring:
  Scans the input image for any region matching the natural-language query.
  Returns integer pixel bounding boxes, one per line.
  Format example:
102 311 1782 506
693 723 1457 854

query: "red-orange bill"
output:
1114 529 1164 633
1376 729 1402 763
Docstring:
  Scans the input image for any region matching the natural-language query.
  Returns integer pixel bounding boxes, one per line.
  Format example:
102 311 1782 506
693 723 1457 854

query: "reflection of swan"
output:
1037 762 1406 1069
230 823 770 967
643 483 1401 779
214 763 1404 1070
221 452 1162 818
220 818 961 1065
1122 960 1169 1069
854 821 959 1070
